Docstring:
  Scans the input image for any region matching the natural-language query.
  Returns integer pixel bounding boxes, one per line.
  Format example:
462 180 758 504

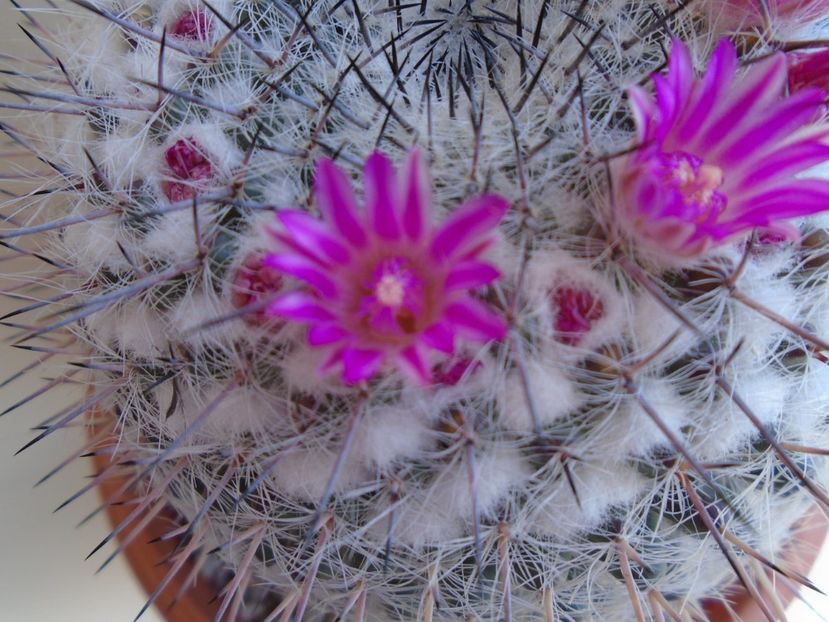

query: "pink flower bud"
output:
551 287 604 346
170 10 212 40
788 49 829 95
162 138 214 202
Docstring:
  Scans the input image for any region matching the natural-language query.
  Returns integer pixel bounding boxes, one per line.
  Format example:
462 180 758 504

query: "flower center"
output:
375 273 406 307
659 152 727 224
358 257 425 336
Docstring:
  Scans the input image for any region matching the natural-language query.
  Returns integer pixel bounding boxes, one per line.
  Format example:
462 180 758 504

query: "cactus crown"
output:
3 1 829 620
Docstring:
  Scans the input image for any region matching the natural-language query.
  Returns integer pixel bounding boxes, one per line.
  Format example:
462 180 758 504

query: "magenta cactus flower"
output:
614 38 829 258
266 150 509 384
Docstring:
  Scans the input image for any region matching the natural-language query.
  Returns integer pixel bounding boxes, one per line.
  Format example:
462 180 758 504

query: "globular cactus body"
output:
4 1 829 621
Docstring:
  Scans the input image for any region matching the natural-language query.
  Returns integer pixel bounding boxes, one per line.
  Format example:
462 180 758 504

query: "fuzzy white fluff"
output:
498 357 584 432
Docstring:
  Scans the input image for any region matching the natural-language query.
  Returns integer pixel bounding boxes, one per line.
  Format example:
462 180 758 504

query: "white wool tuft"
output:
526 461 648 542
155 383 284 438
270 446 368 504
280 344 342 395
387 493 465 547
498 355 583 432
82 301 169 359
61 215 130 273
428 446 533 522
693 369 789 460
593 377 691 460
730 276 799 361
165 286 245 347
352 405 435 471
142 209 210 264
96 128 161 190
629 292 705 367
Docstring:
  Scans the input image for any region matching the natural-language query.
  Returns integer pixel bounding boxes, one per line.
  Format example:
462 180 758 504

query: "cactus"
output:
4 1 829 620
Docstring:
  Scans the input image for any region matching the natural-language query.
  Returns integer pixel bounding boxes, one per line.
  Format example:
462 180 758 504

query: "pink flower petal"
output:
268 291 334 322
308 324 348 346
315 159 367 247
675 39 738 145
653 75 680 138
278 210 350 264
735 139 829 192
342 347 385 384
735 179 829 221
401 148 429 241
432 357 482 386
431 195 510 261
666 37 695 107
714 88 826 166
695 53 787 153
445 299 508 342
445 261 501 291
364 152 401 240
264 254 339 298
398 345 431 384
420 322 455 354
628 86 657 142
266 228 329 266
617 37 829 258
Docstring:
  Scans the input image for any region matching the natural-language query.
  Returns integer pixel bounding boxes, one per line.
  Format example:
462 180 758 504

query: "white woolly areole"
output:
270 445 369 504
730 275 799 363
352 405 435 471
82 300 169 359
526 461 648 543
429 446 532 523
154 382 282 439
60 214 131 274
498 355 583 432
692 368 790 460
165 285 246 347
593 377 691 460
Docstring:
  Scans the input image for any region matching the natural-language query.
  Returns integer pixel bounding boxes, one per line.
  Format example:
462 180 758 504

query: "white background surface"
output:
0 4 161 620
0 3 829 621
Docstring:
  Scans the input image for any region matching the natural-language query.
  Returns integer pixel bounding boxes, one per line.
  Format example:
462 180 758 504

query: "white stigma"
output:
375 273 406 307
